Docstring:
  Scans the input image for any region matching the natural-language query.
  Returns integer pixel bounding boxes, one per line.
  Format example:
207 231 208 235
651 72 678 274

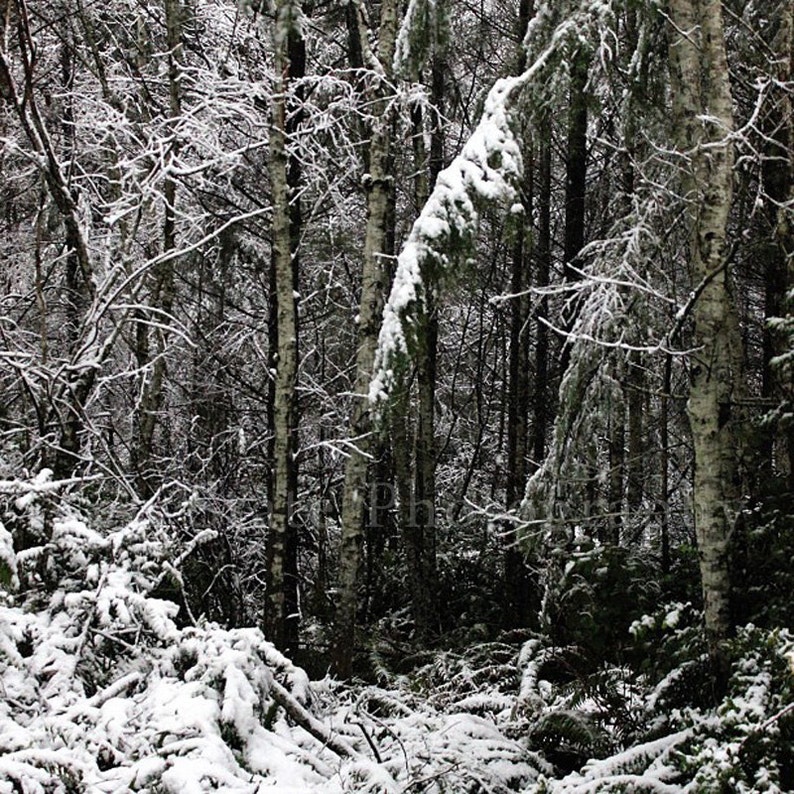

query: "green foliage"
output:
520 617 794 791
530 709 611 770
628 601 713 716
661 543 703 607
732 492 794 629
0 558 14 591
541 542 662 663
672 627 794 792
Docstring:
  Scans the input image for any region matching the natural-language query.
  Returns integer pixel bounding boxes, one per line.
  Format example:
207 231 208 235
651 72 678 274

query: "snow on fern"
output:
0 474 545 793
0 520 17 591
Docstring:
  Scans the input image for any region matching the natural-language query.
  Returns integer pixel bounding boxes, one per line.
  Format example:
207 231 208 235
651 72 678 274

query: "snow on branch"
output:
393 0 444 78
370 4 608 403
368 75 522 403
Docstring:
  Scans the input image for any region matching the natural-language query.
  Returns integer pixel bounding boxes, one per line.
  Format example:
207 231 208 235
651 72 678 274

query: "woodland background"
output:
0 0 793 790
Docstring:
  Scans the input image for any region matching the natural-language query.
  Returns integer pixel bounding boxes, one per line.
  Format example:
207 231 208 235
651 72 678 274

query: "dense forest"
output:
1 0 793 790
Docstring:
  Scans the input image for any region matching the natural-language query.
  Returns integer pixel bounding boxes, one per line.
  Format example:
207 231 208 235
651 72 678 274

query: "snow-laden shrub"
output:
519 615 794 792
628 601 712 719
1 473 547 793
671 627 794 792
0 477 345 792
732 493 794 630
513 637 648 775
319 642 550 794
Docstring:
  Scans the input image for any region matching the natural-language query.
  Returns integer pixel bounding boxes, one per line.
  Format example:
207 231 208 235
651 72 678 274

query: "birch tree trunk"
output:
667 0 742 690
266 0 302 652
332 0 399 676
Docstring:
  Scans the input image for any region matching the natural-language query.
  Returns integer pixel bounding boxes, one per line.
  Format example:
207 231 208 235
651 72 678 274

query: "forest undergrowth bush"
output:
2 470 794 793
0 470 545 793
515 554 794 792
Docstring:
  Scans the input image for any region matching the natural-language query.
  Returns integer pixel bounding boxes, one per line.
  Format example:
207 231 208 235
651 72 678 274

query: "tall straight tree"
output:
265 0 303 652
332 0 400 676
504 0 535 626
761 0 794 487
393 0 449 641
667 0 742 690
560 46 589 377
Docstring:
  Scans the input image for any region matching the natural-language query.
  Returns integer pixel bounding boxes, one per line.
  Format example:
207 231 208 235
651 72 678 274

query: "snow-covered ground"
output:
2 476 792 793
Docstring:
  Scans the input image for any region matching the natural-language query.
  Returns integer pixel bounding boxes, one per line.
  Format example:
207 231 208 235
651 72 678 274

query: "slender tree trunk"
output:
667 0 741 691
606 375 625 545
505 218 532 621
266 0 303 652
621 104 643 527
761 6 794 487
405 24 446 639
502 0 535 627
531 113 552 471
626 352 644 512
659 352 672 574
333 0 399 676
560 49 588 375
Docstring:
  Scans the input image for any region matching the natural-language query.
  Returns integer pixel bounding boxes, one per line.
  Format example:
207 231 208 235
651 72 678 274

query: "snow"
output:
0 520 18 590
369 75 524 402
371 2 617 403
2 485 793 793
0 483 550 793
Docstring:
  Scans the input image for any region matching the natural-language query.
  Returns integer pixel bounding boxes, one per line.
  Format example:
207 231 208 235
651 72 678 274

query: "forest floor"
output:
2 503 793 793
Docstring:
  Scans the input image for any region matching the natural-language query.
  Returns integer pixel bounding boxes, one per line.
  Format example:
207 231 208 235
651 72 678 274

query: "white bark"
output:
667 0 741 684
333 0 399 676
266 0 301 650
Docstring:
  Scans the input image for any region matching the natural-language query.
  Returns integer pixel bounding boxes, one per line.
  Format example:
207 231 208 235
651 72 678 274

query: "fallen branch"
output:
269 678 360 760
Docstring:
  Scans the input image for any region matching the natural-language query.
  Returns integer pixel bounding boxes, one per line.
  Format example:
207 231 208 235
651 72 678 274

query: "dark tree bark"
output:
560 49 589 374
503 0 534 627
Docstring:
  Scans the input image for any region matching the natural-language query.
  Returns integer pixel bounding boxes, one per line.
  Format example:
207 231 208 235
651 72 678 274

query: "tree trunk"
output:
667 0 741 692
0 2 98 478
560 49 588 374
626 352 644 513
659 353 672 574
404 27 446 639
332 0 399 677
531 113 552 470
502 0 534 629
606 373 624 546
131 0 181 496
266 0 303 652
761 6 794 487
